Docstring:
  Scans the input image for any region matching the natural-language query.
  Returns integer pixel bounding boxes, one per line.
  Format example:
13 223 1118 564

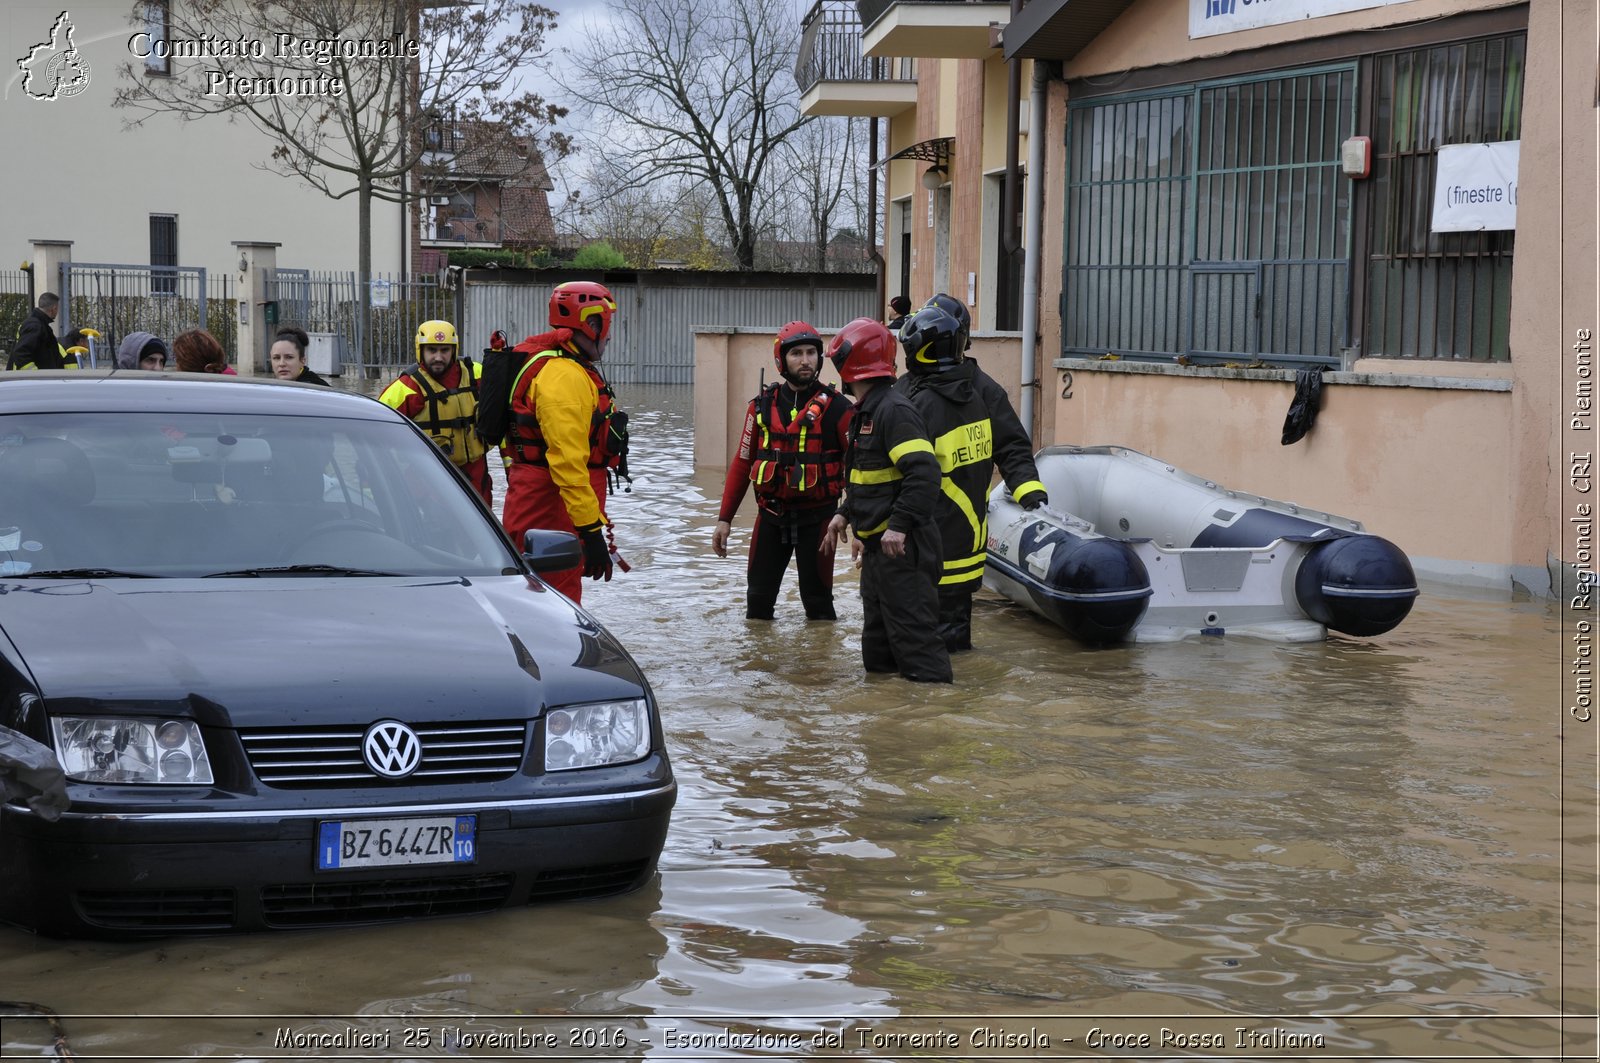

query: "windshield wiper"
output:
202 564 405 578
22 567 164 579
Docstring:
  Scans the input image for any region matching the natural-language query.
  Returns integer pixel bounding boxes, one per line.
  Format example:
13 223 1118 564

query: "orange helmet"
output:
826 318 897 385
549 281 616 347
772 320 822 382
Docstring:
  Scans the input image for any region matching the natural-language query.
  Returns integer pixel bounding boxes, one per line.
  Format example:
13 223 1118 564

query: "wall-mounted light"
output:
920 165 947 191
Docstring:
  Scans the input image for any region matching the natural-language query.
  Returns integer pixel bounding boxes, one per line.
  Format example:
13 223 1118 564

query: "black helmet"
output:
899 306 965 375
924 293 971 351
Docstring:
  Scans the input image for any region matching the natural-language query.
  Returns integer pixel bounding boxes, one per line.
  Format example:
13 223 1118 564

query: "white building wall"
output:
0 0 403 278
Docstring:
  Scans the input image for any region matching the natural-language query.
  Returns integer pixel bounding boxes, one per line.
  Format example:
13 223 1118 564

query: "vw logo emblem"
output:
362 720 422 779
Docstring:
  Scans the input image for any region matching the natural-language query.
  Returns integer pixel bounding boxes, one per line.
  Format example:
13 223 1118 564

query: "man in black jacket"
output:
8 293 63 371
896 298 1048 651
821 317 951 683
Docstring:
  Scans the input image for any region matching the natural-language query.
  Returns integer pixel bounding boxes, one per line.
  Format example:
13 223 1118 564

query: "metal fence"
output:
0 270 29 361
57 262 230 367
10 261 876 382
270 269 455 376
462 269 881 385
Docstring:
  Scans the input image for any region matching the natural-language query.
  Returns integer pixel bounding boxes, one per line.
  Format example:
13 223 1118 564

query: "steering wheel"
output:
302 517 382 538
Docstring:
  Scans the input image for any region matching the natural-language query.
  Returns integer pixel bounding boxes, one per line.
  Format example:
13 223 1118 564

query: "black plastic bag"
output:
0 726 69 821
1281 366 1328 446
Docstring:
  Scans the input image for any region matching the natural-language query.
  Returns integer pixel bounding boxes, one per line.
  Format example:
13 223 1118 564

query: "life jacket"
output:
748 382 844 504
401 356 484 466
506 349 629 475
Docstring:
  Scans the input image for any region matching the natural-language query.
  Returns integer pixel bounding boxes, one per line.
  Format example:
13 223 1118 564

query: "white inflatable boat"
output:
984 445 1419 643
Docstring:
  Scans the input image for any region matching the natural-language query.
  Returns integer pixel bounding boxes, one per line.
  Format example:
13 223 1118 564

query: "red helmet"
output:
549 281 616 346
826 318 897 385
772 320 822 381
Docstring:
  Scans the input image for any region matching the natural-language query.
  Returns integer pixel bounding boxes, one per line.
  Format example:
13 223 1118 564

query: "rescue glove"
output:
1020 490 1049 511
577 521 613 581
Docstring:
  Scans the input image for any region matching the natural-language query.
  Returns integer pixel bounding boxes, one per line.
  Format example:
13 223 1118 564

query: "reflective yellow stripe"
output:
943 552 986 571
940 477 986 553
931 420 992 473
939 566 987 586
1012 480 1047 502
796 421 812 489
850 466 903 485
856 518 890 537
888 438 934 463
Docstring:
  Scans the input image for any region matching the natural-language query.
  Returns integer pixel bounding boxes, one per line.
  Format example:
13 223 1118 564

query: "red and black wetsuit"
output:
717 380 851 620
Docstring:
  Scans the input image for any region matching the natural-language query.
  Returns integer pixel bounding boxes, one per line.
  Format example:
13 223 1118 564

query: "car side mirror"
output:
522 528 582 572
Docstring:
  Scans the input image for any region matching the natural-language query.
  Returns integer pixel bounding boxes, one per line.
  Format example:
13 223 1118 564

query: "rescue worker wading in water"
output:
820 318 951 683
712 321 852 621
379 320 493 507
500 281 628 605
894 296 1048 651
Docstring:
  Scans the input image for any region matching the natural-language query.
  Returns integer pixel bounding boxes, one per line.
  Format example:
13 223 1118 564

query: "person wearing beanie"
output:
887 294 913 331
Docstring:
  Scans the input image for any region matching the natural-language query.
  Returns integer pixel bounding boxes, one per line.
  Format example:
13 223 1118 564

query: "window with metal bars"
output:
1360 33 1523 361
1064 66 1355 367
150 214 178 296
1062 31 1524 367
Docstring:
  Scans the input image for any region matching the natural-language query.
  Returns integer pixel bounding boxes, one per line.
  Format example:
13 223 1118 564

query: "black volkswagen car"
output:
0 373 674 937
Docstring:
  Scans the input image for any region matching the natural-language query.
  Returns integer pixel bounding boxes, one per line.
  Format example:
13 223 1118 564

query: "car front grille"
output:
77 888 236 931
529 860 651 903
261 873 516 926
238 721 528 787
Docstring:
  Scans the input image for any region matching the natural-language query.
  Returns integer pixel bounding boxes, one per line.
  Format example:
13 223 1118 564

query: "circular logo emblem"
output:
46 51 91 99
362 720 423 778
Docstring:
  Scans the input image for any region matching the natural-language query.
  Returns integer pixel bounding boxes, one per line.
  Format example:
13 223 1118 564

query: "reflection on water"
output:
0 383 1589 1059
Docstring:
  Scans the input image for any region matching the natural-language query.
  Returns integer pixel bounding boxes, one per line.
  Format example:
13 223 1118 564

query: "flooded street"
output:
1 384 1590 1060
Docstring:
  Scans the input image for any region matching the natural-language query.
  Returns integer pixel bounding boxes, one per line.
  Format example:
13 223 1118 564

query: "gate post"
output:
232 241 281 377
27 239 73 333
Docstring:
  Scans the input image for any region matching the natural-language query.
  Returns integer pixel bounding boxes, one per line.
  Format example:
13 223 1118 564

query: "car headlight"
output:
49 717 214 785
543 699 650 772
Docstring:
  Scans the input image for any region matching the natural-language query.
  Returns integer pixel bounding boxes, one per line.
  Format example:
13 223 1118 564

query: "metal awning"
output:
880 136 953 167
1002 0 1137 60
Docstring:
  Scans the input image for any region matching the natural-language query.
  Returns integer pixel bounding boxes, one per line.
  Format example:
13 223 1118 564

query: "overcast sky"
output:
527 0 812 226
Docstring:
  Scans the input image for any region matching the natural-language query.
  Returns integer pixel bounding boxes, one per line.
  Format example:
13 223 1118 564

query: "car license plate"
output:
316 815 476 871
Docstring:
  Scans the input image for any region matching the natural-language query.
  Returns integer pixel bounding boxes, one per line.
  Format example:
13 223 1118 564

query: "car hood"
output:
0 576 648 726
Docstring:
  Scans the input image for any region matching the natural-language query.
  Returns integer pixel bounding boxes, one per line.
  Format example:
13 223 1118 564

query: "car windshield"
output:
0 411 519 578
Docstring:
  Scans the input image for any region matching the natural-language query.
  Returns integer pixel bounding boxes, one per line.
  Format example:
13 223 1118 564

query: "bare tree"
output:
114 0 569 353
777 116 870 271
559 0 809 270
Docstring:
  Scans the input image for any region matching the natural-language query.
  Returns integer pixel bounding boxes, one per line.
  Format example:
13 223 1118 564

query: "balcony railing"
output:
797 0 916 94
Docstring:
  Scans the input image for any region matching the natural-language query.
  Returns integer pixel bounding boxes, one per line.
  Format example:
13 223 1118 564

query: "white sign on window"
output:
1191 0 1419 39
1432 141 1519 232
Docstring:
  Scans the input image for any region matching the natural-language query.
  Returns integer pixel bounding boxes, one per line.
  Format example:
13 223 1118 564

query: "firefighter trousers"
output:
859 523 952 683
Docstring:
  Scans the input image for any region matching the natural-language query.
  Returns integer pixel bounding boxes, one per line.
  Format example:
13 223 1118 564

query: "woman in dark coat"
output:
268 325 328 385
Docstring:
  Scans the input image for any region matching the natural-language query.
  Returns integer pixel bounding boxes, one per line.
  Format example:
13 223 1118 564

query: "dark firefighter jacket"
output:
896 360 1047 588
837 381 941 541
8 308 64 371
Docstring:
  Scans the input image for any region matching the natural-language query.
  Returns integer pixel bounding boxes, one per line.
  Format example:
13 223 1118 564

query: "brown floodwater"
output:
0 384 1591 1061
